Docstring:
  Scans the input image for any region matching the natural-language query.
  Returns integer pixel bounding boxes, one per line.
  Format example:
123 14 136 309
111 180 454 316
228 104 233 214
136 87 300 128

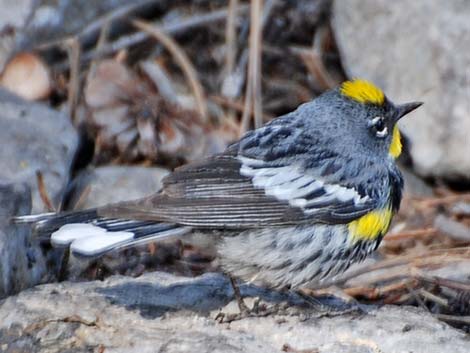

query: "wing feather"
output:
99 154 375 228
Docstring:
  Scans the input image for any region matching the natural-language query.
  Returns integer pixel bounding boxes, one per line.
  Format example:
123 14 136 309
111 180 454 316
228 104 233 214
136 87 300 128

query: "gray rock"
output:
0 0 34 71
0 88 78 213
66 165 170 209
0 271 468 353
0 180 46 298
0 0 153 72
332 0 470 180
401 166 434 197
19 0 156 48
0 0 33 29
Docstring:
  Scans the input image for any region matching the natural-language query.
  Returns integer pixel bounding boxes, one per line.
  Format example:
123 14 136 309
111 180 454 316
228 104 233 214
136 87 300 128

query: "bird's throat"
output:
389 126 402 158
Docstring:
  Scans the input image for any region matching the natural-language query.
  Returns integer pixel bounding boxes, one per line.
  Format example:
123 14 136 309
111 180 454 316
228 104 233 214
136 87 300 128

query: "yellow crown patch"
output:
340 79 385 105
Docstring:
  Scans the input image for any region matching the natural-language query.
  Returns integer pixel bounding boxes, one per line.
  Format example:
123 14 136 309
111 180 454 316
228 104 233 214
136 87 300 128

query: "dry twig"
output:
415 193 470 208
36 171 55 212
291 25 336 90
418 288 449 307
241 0 264 135
210 94 273 121
223 0 240 121
434 314 470 325
417 273 470 292
53 6 250 72
224 0 239 80
63 38 81 125
320 247 470 289
36 1 157 50
132 18 208 122
384 228 438 241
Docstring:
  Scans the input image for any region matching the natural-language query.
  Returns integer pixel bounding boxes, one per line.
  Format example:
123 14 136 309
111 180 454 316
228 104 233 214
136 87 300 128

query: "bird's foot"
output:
215 297 288 323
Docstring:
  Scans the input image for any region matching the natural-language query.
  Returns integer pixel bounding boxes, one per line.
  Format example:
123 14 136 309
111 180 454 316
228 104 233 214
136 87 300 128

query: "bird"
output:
15 79 422 291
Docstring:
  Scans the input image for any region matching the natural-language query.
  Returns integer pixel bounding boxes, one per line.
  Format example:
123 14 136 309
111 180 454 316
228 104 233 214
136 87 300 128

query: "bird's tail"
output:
13 209 191 257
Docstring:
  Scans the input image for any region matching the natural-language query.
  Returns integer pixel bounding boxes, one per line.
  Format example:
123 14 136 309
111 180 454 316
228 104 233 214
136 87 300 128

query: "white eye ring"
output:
371 116 382 125
370 116 388 138
376 126 388 138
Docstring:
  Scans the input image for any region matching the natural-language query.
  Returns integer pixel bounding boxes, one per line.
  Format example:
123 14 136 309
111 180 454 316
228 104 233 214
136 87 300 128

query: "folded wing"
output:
99 154 375 228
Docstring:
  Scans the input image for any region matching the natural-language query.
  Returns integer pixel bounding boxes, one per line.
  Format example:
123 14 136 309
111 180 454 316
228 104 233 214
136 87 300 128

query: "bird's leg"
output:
216 276 280 323
215 275 252 323
229 275 250 314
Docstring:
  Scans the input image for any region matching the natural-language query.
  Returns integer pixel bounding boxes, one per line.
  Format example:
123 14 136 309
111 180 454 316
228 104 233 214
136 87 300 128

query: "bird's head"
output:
300 79 422 159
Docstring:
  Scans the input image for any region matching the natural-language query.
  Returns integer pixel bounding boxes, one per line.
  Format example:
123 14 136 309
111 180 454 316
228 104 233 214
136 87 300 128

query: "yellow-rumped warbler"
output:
16 79 422 289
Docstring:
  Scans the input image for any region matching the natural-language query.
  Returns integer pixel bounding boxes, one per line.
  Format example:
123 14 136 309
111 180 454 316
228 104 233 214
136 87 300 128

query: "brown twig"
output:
318 246 470 289
237 0 276 135
223 0 239 121
415 193 470 208
240 0 264 135
291 45 336 90
71 185 92 211
306 24 337 89
417 273 470 292
384 228 438 241
344 278 417 300
89 17 112 73
35 1 157 51
53 6 250 72
418 288 449 307
35 170 55 212
251 0 263 130
342 286 379 300
240 61 254 135
132 18 208 122
433 314 470 325
225 0 239 80
210 95 273 120
63 38 81 125
406 283 428 311
222 0 277 111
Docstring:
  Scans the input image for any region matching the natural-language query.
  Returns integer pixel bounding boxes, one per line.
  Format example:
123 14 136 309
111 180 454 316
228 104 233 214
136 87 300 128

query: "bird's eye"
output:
369 116 388 138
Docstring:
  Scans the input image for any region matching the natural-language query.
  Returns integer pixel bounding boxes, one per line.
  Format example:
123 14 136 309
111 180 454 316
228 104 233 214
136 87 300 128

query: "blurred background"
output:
0 0 469 332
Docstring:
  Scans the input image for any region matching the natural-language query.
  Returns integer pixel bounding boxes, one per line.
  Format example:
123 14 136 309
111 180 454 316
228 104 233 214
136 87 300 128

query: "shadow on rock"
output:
95 272 352 319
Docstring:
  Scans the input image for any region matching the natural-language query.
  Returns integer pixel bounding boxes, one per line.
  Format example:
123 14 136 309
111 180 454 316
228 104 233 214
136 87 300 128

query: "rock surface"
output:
0 180 46 298
0 0 33 29
66 165 170 209
20 0 151 47
0 272 468 353
332 0 470 180
0 0 34 71
0 88 78 213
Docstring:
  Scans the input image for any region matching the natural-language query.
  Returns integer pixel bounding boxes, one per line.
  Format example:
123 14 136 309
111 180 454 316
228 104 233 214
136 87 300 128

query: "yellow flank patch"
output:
389 125 402 158
348 208 393 242
340 79 385 105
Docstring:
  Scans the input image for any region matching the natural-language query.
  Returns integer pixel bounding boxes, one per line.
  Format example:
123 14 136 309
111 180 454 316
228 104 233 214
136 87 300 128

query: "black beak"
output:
395 101 423 122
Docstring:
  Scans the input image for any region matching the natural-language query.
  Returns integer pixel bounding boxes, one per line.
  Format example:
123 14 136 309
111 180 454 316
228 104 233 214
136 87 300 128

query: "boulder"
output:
0 0 34 71
65 165 170 210
0 88 78 213
0 271 467 353
0 180 46 297
332 0 470 180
